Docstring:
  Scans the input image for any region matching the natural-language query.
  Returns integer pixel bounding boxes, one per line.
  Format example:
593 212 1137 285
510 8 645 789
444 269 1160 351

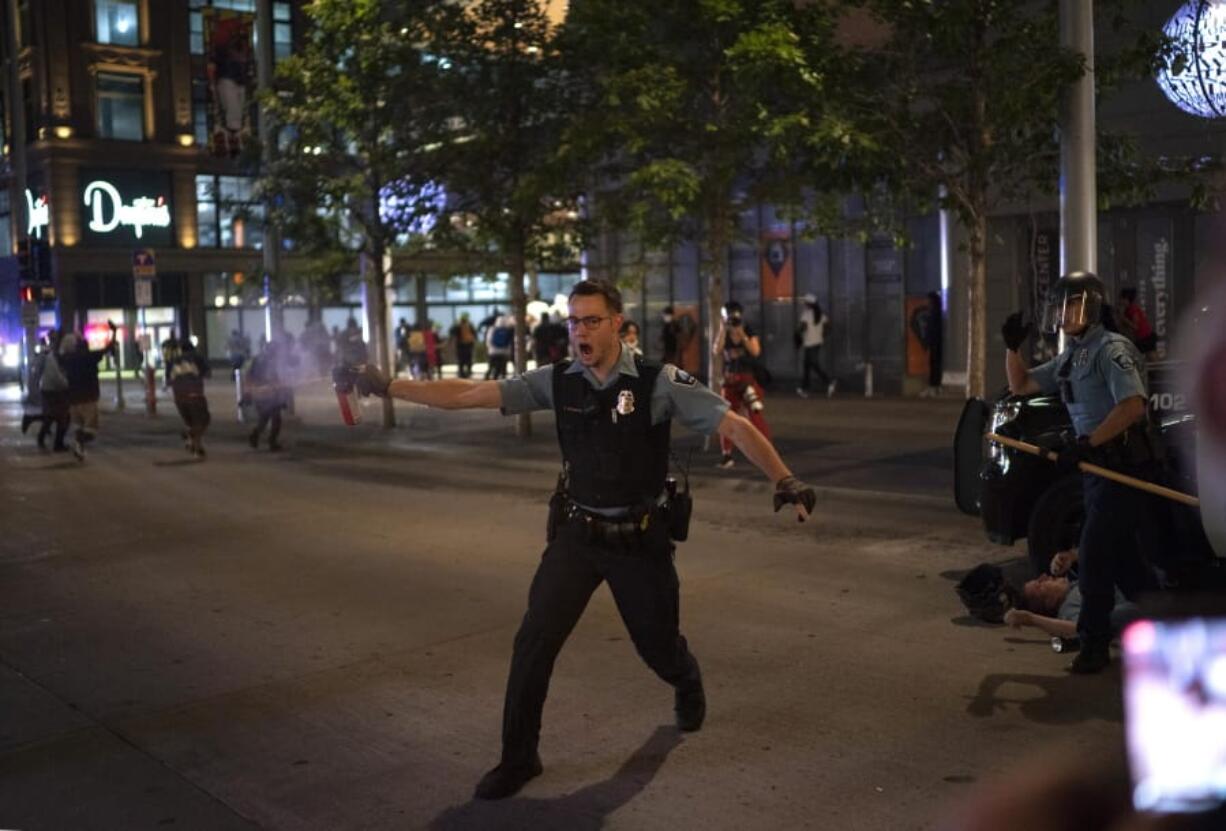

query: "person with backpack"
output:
246 340 286 451
59 325 115 461
486 314 515 379
32 331 71 452
450 313 478 378
163 336 212 459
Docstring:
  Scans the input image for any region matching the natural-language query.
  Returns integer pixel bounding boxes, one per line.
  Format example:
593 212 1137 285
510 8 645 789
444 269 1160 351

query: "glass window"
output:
190 11 204 54
196 174 263 249
95 0 140 45
96 73 144 140
192 79 209 146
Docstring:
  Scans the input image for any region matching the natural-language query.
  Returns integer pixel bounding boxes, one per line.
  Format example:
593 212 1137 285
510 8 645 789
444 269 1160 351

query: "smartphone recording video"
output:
1122 616 1226 814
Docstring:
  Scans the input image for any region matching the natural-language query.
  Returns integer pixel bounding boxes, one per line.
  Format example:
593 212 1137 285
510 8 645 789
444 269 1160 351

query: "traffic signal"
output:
16 238 34 282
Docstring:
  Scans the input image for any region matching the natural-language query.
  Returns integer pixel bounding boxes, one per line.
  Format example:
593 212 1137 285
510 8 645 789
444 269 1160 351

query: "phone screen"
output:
1122 617 1226 813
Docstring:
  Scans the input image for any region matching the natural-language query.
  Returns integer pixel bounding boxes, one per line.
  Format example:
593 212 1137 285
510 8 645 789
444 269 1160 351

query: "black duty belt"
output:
563 499 659 546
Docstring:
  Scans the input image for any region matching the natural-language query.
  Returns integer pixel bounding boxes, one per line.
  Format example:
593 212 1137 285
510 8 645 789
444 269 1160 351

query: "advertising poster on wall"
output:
760 230 794 300
1135 217 1175 361
204 9 256 158
905 295 932 376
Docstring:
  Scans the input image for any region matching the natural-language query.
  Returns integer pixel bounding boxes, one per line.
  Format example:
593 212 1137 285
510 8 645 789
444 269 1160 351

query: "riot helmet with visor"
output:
1042 271 1105 336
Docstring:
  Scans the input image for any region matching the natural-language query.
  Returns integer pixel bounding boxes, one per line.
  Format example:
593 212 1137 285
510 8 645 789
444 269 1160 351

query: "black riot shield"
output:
954 397 989 516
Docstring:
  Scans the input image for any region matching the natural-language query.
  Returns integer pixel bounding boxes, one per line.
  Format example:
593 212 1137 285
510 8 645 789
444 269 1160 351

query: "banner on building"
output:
760 230 793 300
905 295 932 376
204 9 256 158
1135 217 1175 361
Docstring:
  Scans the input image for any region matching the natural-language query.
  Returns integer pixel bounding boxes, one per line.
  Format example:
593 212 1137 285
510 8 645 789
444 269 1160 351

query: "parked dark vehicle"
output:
954 362 1217 582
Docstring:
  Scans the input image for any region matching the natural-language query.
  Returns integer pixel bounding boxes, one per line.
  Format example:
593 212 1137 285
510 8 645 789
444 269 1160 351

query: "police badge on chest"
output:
613 389 635 422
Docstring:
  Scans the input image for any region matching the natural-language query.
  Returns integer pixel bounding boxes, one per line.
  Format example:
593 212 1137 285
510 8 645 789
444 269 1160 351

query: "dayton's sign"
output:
83 180 171 240
78 170 174 247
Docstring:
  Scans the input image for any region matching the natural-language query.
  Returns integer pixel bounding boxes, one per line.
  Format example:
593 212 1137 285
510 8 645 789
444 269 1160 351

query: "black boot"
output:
1069 641 1111 674
21 414 33 434
675 680 706 732
473 753 543 800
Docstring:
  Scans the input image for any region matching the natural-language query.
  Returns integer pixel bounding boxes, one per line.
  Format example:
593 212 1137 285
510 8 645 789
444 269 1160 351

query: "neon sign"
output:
82 180 172 239
25 189 49 238
1157 0 1226 119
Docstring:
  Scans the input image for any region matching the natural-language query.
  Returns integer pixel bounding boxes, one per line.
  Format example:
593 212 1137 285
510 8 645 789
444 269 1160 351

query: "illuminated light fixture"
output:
1157 0 1226 118
53 125 73 139
25 189 49 238
177 133 195 147
214 295 226 307
228 295 240 307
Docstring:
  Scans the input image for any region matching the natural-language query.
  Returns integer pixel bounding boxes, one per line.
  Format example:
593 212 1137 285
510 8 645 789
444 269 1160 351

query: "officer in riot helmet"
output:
1001 270 1158 674
337 279 817 799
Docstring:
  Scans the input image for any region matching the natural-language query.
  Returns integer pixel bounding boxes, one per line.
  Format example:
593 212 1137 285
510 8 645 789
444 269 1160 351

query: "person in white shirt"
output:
795 294 835 398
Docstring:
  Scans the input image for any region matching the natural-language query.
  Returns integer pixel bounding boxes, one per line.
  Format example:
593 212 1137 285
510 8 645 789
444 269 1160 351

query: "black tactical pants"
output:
1077 467 1160 647
499 515 701 764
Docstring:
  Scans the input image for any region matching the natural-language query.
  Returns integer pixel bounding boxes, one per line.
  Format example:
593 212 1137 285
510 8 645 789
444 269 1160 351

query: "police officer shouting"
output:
1003 271 1156 674
341 280 817 799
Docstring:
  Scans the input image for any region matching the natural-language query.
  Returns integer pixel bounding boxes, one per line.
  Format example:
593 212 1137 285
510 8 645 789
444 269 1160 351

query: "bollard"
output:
864 361 874 398
144 366 157 416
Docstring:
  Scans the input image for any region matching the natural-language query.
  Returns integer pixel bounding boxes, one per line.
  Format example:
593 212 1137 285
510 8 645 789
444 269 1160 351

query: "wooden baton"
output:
986 432 1201 509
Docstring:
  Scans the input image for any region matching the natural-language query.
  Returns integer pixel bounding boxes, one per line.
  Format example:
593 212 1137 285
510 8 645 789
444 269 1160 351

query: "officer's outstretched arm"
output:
717 411 816 521
388 378 502 410
345 364 502 410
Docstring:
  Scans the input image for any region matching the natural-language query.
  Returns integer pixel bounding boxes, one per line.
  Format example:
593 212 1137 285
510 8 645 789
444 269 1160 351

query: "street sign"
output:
132 248 156 279
135 277 154 307
21 301 38 327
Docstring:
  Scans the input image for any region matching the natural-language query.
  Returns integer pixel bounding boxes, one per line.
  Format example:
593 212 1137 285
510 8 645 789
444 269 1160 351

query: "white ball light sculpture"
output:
1156 0 1226 118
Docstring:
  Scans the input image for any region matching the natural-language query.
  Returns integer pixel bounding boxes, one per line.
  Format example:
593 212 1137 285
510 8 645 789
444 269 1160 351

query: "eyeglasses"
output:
565 315 610 331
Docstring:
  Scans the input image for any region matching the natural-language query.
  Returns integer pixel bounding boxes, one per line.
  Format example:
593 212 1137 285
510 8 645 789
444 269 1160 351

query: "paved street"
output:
0 380 1125 830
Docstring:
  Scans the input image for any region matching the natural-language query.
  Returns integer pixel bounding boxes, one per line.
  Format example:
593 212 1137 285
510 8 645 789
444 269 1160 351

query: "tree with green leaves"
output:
838 0 1212 400
559 0 863 385
260 0 449 428
423 0 581 437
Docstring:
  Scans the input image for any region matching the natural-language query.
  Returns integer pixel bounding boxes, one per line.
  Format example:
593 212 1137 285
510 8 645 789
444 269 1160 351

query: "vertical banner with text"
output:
760 230 794 301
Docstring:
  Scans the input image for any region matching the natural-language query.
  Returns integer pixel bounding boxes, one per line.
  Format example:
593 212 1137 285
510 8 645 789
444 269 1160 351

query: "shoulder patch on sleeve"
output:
665 364 698 387
1109 349 1136 373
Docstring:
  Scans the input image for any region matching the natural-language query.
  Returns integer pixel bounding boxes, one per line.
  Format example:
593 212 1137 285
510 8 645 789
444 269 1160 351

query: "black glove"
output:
773 475 817 521
1038 431 1094 475
333 364 390 398
1001 312 1031 352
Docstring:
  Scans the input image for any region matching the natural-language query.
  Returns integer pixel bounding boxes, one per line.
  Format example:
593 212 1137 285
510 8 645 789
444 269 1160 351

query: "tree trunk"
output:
510 234 531 438
366 243 396 428
703 208 730 393
965 212 988 401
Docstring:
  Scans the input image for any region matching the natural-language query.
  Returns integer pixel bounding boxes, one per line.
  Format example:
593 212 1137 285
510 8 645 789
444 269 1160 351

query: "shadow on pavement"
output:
965 672 1124 725
152 457 205 467
428 725 683 831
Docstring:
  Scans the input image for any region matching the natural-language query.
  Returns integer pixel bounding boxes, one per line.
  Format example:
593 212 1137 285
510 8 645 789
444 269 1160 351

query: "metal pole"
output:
113 318 125 410
6 0 33 391
1059 0 1097 276
255 0 282 337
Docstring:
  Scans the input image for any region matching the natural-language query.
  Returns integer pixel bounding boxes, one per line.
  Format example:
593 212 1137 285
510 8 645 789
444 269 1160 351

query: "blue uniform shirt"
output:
498 346 730 435
1030 325 1147 436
